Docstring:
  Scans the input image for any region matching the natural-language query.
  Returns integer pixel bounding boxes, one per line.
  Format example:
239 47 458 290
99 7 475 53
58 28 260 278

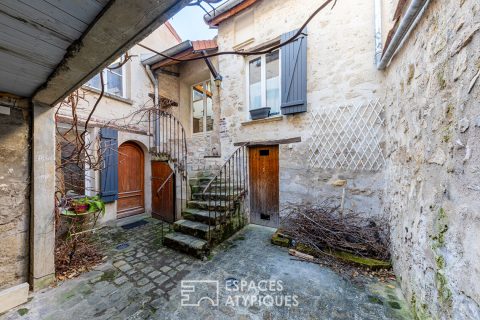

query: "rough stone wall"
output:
382 1 480 318
0 98 30 290
215 0 385 217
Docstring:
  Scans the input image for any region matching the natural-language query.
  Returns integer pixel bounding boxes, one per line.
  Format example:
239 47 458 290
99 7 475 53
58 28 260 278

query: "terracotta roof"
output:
192 40 218 51
144 39 218 70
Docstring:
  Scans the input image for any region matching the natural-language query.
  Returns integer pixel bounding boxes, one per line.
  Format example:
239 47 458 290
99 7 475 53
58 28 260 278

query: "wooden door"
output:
151 161 176 223
249 145 279 227
118 142 145 219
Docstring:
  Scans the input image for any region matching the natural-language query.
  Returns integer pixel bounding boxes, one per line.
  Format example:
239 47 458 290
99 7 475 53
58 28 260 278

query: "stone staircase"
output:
163 175 247 259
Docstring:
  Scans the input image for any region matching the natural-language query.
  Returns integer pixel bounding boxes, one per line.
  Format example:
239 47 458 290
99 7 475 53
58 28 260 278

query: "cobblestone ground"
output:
1 220 412 320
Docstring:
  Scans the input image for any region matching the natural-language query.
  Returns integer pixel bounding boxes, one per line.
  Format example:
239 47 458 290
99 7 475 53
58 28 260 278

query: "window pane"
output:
87 74 101 90
106 69 123 97
192 84 204 134
249 57 262 110
205 81 214 132
266 50 280 114
58 131 85 197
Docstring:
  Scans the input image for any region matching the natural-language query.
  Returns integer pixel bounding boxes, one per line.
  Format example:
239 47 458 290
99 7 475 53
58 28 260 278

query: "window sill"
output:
241 115 283 126
82 86 133 105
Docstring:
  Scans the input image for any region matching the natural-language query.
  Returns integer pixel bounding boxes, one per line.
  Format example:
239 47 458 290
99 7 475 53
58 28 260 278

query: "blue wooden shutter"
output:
281 29 308 115
100 128 118 203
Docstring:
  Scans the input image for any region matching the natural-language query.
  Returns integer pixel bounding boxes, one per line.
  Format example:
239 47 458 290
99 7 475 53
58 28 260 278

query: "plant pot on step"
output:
249 107 271 120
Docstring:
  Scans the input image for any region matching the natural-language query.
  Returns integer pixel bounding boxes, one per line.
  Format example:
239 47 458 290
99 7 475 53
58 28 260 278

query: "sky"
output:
169 1 229 41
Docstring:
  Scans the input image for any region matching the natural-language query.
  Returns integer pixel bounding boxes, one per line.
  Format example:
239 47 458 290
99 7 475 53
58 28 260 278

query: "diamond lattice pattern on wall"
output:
308 100 385 171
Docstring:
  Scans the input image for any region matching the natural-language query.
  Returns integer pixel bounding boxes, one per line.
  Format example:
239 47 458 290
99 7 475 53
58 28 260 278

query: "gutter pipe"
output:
377 0 430 70
145 65 160 152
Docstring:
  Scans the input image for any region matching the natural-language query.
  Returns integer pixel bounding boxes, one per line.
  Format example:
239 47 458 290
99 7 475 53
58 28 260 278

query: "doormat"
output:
121 220 148 230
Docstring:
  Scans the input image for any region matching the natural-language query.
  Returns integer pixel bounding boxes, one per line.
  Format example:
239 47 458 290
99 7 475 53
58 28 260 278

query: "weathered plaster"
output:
0 98 30 291
382 1 480 318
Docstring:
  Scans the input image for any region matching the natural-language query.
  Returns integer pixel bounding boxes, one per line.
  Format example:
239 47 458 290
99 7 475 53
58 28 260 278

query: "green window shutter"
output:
281 29 308 115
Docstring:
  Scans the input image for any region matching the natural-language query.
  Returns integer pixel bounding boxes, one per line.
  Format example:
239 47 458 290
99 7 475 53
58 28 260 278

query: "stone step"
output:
191 191 245 201
187 200 230 212
188 176 215 186
163 232 209 259
191 184 243 194
182 208 226 225
173 219 213 240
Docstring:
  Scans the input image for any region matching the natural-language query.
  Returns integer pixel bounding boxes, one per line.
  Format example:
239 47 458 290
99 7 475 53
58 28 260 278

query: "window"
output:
86 56 126 98
192 80 214 134
247 50 281 116
57 130 86 197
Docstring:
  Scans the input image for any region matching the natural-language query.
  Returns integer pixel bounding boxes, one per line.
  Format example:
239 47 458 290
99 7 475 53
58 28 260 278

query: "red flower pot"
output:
73 204 89 214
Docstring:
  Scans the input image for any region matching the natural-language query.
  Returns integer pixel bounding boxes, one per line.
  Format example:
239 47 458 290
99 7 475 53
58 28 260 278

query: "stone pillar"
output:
30 102 56 290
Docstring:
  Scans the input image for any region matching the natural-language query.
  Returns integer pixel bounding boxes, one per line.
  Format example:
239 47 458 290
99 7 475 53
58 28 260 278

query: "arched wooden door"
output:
118 141 145 219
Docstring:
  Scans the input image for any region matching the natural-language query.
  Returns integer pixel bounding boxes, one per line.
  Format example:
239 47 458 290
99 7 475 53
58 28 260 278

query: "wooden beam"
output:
234 137 301 147
33 0 190 106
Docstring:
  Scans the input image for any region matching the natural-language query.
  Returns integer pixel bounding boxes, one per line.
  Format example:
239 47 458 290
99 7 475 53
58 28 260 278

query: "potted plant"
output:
68 196 106 216
249 107 271 120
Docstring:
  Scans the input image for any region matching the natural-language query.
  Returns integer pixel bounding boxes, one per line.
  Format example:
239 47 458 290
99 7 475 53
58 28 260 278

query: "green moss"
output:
271 232 291 247
332 251 392 270
295 243 317 256
17 308 29 316
435 270 453 307
388 301 402 310
99 270 117 282
437 71 447 90
430 208 453 310
368 295 384 305
407 64 415 85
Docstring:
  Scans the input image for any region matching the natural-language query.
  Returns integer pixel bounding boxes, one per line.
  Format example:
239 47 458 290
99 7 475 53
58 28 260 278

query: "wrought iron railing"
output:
202 143 249 243
150 110 188 217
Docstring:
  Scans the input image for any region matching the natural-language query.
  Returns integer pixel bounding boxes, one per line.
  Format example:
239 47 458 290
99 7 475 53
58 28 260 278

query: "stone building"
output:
143 0 480 318
0 0 478 318
0 0 189 313
56 23 182 225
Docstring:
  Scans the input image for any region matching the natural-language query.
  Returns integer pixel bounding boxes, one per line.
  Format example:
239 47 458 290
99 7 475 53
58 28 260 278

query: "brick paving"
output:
0 220 412 320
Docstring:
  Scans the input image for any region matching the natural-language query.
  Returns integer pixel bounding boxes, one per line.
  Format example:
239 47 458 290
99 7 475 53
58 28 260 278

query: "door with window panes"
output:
192 80 214 134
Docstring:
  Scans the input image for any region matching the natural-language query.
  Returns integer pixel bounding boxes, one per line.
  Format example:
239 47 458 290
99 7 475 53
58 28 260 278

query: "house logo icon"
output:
181 280 219 307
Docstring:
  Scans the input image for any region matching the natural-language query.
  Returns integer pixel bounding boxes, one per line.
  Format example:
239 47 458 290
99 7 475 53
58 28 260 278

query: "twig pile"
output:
55 237 103 281
281 198 390 260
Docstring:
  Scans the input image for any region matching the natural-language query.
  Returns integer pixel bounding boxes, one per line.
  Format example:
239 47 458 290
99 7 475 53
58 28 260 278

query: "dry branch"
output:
280 198 390 260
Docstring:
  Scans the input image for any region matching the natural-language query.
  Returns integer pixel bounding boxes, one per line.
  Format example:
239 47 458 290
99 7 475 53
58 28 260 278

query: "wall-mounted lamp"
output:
214 75 223 88
202 50 223 90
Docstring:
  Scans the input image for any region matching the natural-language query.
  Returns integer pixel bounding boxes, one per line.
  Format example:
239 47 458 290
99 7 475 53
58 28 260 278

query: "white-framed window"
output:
246 50 281 116
192 80 214 134
86 57 127 98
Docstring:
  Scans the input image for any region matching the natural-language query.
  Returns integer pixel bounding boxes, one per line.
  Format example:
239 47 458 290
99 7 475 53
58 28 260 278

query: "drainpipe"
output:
377 0 430 70
145 65 160 152
374 0 383 66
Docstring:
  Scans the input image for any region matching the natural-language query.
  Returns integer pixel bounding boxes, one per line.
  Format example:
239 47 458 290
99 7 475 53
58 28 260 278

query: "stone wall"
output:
382 1 480 318
0 98 30 290
215 0 386 217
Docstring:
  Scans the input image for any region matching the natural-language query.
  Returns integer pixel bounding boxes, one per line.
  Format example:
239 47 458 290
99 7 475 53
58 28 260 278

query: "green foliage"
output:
63 196 106 216
17 308 29 316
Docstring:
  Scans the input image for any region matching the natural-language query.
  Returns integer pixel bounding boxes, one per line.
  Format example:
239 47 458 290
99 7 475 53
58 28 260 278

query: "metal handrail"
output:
202 142 248 194
202 143 249 243
151 109 189 217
